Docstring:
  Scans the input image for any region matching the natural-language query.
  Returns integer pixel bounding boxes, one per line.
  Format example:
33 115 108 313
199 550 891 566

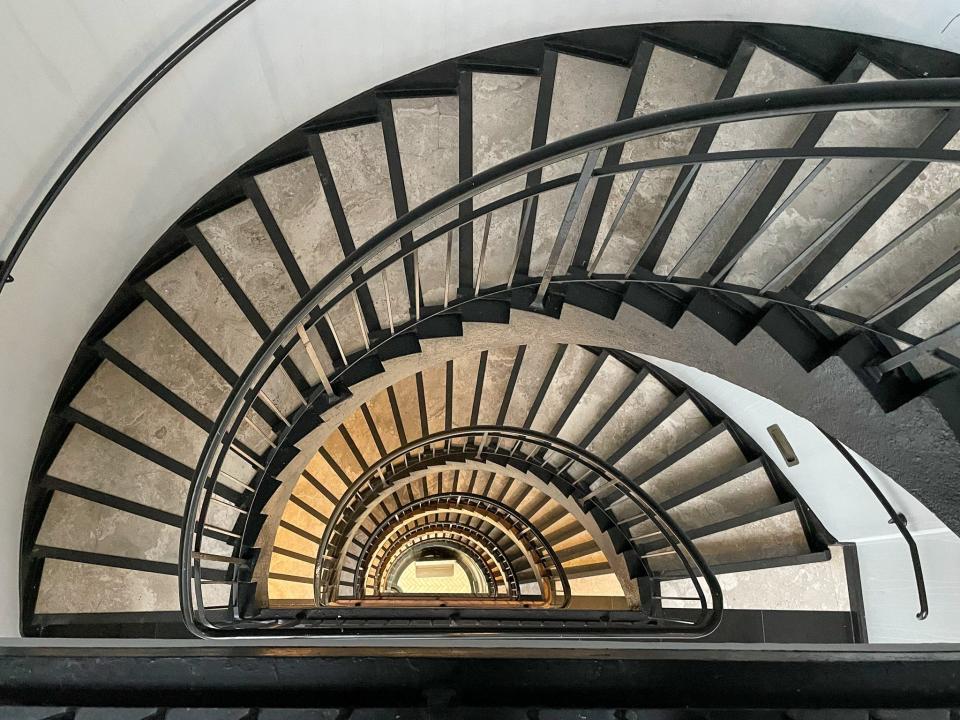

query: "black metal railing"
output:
184 426 722 637
348 491 570 606
0 0 257 293
823 432 929 620
372 533 505 599
181 79 960 638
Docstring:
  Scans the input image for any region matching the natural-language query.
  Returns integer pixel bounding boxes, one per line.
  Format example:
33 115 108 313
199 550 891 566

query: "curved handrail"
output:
823 432 929 620
0 0 257 294
350 491 571 606
185 423 723 636
314 427 661 609
375 532 508 598
182 79 960 637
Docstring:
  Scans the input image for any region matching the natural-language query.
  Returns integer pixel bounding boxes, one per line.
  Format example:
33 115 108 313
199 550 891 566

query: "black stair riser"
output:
686 289 763 345
620 281 688 327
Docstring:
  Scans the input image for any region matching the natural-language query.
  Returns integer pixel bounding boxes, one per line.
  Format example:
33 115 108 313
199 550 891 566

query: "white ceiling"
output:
0 0 223 261
1 0 959 638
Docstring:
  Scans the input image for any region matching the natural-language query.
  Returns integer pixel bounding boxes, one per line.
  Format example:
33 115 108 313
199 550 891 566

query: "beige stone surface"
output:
473 72 540 288
366 389 402 452
254 157 341 287
564 549 608 568
556 353 635 445
393 96 460 307
146 246 302 415
268 577 314 602
391 372 423 441
280 501 326 540
339 407 379 468
71 361 253 485
529 345 597 434
568 572 625 597
198 200 323 384
659 48 822 278
420 361 447 436
811 132 960 318
582 372 675 463
198 200 299 329
729 64 941 288
593 46 724 275
270 552 314 579
650 507 809 572
106 302 271 454
304 453 349 497
452 351 481 428
320 122 410 329
72 362 204 468
503 343 561 427
36 559 180 613
530 53 629 278
106 302 230 422
663 465 777 531
641 429 746 502
292 475 336 519
49 425 188 514
274 524 319 558
476 345 518 424
614 397 710 478
661 545 850 611
900 276 960 339
323 429 366 482
37 492 180 562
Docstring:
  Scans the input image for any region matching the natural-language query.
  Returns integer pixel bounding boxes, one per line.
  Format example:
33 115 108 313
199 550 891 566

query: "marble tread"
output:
472 72 540 289
530 53 629 278
656 48 824 278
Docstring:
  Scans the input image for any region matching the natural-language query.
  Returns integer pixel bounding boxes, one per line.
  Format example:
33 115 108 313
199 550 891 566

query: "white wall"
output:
3 0 960 637
646 356 960 643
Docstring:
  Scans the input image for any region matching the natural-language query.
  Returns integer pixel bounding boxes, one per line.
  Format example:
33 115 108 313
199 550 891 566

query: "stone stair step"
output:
146 246 302 415
812 132 960 323
727 62 943 290
528 51 629 278
553 352 637 446
318 121 411 330
612 395 711 479
528 345 599 434
36 492 181 565
391 95 460 308
35 559 184 614
591 44 725 276
656 45 824 278
647 502 810 573
471 70 540 289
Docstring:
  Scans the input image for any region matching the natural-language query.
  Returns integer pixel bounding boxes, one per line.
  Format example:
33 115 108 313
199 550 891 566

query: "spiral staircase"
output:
7 4 960 715
9 16 960 660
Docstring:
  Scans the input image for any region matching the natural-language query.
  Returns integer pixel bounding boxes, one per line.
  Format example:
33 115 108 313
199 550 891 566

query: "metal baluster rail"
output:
182 80 960 638
315 428 719 627
348 491 570 607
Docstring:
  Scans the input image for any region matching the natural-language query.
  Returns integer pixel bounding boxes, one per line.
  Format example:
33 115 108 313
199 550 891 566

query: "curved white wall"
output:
2 0 960 637
647 356 960 643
